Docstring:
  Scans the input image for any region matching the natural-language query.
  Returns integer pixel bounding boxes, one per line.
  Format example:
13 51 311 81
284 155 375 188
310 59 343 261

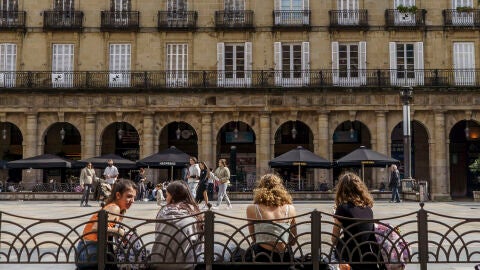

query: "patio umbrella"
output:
136 146 190 180
77 153 137 169
7 154 73 169
269 146 331 190
335 146 400 181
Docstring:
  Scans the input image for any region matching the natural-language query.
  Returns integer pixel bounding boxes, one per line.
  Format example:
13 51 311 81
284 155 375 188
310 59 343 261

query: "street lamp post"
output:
400 86 413 180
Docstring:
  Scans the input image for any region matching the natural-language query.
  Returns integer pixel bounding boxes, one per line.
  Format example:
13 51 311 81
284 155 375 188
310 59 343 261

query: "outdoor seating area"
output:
0 203 478 269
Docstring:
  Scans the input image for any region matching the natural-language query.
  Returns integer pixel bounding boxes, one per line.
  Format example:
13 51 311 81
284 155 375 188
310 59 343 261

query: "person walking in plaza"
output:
207 168 216 202
150 180 204 270
195 161 210 208
79 162 96 207
103 159 119 187
134 167 147 201
389 164 401 203
245 173 297 269
76 179 137 270
187 156 200 198
214 158 232 209
331 172 380 270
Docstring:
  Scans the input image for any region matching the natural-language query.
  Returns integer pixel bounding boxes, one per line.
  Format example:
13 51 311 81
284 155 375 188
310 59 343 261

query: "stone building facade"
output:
1 0 480 199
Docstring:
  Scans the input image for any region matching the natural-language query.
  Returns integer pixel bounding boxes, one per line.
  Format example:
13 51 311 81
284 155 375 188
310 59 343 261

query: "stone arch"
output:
449 119 480 198
390 120 430 183
158 121 199 157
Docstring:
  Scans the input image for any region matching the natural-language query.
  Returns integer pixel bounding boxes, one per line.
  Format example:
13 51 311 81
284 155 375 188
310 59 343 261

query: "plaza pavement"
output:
0 199 479 270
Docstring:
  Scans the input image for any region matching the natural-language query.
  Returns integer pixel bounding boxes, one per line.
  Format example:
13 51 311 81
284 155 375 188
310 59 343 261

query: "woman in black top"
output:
331 172 381 270
195 161 209 208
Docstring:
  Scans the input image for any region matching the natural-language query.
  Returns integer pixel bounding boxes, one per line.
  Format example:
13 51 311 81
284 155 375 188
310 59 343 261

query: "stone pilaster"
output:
375 111 388 188
200 112 214 168
258 112 271 177
316 111 330 188
141 112 154 158
432 110 451 200
23 113 39 188
83 113 96 158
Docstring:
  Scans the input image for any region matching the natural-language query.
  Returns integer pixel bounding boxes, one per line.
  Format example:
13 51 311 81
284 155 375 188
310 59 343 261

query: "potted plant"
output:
468 158 480 201
396 4 418 14
456 6 474 12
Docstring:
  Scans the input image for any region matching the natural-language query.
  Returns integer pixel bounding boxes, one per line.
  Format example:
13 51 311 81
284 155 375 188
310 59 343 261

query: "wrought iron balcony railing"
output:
43 10 84 31
0 69 479 90
385 9 427 30
329 9 369 30
0 10 26 30
443 9 480 28
158 11 197 31
273 10 311 29
215 10 254 30
100 11 139 31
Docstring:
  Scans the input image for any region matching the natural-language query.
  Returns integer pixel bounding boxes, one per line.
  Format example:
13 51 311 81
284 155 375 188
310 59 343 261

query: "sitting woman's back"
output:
150 181 203 270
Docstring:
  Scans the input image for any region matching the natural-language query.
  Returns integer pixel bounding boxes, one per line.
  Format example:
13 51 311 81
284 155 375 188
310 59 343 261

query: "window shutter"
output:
331 41 339 85
274 42 282 85
302 41 310 85
304 0 309 9
109 44 131 87
245 42 252 85
275 0 281 10
389 42 397 84
0 43 17 87
359 41 367 85
217 42 225 86
414 42 424 85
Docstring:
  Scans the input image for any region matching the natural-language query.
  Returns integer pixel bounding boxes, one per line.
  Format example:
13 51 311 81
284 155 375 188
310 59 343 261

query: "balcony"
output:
43 11 83 31
329 9 369 31
157 11 197 31
0 11 26 31
385 9 427 30
443 9 480 29
215 10 254 30
100 11 139 31
1 69 480 90
273 10 311 30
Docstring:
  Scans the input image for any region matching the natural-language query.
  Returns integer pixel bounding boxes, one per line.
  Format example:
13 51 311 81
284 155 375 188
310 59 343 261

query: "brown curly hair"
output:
253 173 292 207
335 172 374 208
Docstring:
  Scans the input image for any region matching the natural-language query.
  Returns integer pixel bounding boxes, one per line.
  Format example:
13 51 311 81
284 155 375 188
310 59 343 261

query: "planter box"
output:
474 191 480 202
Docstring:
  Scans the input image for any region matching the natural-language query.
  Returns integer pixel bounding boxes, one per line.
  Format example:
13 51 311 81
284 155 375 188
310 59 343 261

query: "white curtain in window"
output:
54 0 74 11
109 44 131 87
167 0 187 11
452 0 474 25
275 0 309 24
332 41 366 86
52 44 74 87
273 42 309 87
337 0 359 25
389 42 423 86
454 42 475 85
225 0 244 10
0 43 16 87
166 43 188 87
394 0 415 7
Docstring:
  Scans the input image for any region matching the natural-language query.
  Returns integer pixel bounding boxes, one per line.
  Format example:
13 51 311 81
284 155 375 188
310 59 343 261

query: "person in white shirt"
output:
103 159 119 186
187 156 201 198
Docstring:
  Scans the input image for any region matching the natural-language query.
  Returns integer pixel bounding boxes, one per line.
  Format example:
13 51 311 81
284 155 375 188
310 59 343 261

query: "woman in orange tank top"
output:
76 179 137 270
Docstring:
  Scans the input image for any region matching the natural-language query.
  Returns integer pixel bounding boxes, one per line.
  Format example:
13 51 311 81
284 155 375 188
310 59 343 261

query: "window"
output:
167 0 187 25
111 0 130 24
0 43 16 87
389 42 424 86
52 44 74 87
225 0 244 10
0 0 18 11
337 0 359 25
332 41 366 86
217 42 252 87
394 0 416 26
166 43 188 87
224 0 245 23
452 0 473 25
453 42 475 85
274 0 309 25
109 44 131 87
54 0 74 11
274 42 309 86
1 0 19 23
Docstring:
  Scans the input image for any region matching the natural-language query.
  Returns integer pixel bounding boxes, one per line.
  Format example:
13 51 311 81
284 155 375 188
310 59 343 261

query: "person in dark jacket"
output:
389 164 401 203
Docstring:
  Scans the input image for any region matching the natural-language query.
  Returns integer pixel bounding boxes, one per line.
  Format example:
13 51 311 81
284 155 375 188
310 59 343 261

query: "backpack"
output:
374 223 410 270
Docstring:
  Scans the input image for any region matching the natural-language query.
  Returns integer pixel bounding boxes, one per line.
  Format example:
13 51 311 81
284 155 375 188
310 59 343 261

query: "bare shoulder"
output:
104 203 121 214
246 204 256 218
287 204 297 215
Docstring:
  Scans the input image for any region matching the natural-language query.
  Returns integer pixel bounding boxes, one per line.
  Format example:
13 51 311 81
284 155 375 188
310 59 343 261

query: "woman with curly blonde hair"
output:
332 172 380 270
245 173 297 269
